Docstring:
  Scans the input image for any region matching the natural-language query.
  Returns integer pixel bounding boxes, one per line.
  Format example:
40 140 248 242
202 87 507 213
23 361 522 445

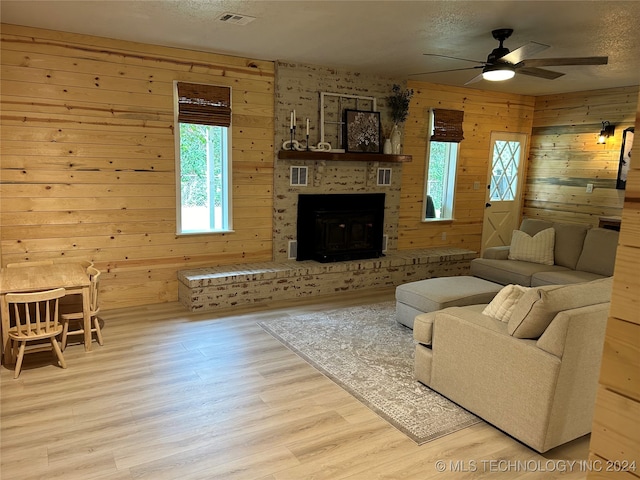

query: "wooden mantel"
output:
278 150 412 163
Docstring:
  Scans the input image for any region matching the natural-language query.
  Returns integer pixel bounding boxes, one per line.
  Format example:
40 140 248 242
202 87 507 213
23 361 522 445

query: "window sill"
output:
177 229 235 236
421 218 454 224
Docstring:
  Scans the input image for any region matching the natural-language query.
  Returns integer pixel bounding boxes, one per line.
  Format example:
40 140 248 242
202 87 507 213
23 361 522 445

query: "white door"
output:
481 132 528 253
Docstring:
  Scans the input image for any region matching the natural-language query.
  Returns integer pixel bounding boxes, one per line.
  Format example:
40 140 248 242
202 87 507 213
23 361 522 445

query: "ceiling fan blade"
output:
409 66 482 76
517 67 565 80
519 56 608 67
423 53 485 65
500 41 550 65
464 73 484 85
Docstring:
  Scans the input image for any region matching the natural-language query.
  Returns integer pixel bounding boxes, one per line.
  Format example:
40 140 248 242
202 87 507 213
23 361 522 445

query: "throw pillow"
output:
508 227 555 265
551 222 590 269
482 284 528 322
575 228 619 276
508 277 613 339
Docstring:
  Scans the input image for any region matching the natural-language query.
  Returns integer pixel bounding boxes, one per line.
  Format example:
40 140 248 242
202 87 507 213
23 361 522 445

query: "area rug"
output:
258 301 481 445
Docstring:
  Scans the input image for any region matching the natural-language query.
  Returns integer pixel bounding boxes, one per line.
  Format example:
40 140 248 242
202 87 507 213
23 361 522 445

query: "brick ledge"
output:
178 248 477 311
179 248 476 287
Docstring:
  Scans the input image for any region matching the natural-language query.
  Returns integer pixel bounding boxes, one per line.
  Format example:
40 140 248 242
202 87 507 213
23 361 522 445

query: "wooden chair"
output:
60 266 103 350
52 259 94 269
54 260 94 306
6 287 67 378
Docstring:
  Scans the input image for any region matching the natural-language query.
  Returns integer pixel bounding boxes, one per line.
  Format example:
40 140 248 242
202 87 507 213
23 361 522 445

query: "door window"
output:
490 140 521 202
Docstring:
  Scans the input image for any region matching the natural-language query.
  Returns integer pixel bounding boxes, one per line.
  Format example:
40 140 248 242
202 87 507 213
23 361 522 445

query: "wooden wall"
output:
525 86 639 225
0 24 275 309
2 23 639 313
398 81 536 253
588 91 640 480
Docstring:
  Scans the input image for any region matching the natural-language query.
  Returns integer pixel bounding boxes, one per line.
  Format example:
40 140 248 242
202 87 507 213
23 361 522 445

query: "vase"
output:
390 124 402 154
383 138 392 154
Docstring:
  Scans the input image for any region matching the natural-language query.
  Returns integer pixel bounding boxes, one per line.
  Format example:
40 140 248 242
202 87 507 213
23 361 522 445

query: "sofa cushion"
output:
471 258 569 286
508 228 555 265
575 228 619 276
482 245 510 260
508 277 613 339
551 222 590 269
520 218 553 236
531 270 606 286
482 284 528 322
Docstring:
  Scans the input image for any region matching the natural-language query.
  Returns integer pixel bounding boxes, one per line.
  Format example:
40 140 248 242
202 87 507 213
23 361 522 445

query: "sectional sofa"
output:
414 277 612 452
411 219 619 452
470 218 619 286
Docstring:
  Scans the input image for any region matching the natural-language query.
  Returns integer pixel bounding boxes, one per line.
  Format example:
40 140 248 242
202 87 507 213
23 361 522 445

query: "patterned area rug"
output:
259 301 481 445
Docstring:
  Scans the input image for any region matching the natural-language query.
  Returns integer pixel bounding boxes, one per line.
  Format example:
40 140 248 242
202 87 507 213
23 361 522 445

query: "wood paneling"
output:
398 82 536 253
598 317 640 399
588 91 640 480
526 86 639 225
590 387 640 471
0 24 275 309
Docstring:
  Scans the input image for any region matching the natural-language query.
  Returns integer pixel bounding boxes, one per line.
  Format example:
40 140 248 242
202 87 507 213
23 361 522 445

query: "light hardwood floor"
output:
1 287 590 479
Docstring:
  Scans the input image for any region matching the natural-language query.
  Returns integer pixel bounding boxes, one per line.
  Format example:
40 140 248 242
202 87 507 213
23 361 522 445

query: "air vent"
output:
288 240 298 260
290 166 308 186
218 13 256 25
377 168 392 186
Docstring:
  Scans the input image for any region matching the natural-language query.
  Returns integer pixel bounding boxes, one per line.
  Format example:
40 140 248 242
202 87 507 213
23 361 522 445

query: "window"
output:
425 142 458 219
423 109 464 221
175 82 232 234
319 92 376 150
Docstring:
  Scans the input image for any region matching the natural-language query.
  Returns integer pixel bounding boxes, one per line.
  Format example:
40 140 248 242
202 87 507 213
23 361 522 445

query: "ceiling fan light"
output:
482 64 515 81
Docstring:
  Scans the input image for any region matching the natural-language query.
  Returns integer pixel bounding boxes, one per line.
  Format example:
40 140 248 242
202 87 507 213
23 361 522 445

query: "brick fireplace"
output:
272 61 406 262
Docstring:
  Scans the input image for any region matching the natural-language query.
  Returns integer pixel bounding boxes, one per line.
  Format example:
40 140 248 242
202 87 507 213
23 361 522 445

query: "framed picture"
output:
344 109 381 153
616 127 634 189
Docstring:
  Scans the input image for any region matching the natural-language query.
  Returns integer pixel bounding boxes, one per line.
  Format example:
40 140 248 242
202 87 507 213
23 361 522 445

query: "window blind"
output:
431 109 464 143
177 82 231 127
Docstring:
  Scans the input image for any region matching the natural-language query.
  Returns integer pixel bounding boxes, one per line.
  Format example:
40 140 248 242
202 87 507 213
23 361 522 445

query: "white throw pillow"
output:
482 284 529 322
508 227 555 265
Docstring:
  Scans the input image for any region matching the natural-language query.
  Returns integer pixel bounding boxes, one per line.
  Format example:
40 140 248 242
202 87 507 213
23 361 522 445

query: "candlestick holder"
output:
289 127 297 150
306 134 310 151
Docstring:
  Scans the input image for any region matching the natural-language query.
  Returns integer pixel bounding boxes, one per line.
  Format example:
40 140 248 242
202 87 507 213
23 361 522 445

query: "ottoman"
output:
395 276 503 328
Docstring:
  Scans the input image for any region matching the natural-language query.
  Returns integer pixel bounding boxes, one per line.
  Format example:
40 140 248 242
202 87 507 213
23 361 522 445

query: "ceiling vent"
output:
218 13 256 26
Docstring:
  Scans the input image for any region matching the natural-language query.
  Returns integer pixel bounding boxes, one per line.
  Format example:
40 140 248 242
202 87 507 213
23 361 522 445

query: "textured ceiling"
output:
2 0 640 96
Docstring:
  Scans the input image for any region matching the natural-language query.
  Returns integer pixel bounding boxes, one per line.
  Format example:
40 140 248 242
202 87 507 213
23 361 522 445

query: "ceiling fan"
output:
412 28 608 84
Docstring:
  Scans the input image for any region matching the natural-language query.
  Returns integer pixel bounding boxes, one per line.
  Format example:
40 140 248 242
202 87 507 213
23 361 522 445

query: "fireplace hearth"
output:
297 193 385 263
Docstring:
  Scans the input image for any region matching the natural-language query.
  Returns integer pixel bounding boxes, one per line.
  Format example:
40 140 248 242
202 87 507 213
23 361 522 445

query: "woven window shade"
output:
177 82 231 127
431 109 464 142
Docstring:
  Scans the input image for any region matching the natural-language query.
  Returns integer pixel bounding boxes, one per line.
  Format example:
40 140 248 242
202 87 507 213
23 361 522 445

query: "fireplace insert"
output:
297 193 385 263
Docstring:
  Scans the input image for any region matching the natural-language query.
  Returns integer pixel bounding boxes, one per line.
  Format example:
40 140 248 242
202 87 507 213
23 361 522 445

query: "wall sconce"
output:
597 121 615 144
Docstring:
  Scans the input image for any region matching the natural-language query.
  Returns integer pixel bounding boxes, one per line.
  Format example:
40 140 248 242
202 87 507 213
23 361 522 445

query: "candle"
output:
293 110 296 127
290 111 293 129
306 118 310 135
